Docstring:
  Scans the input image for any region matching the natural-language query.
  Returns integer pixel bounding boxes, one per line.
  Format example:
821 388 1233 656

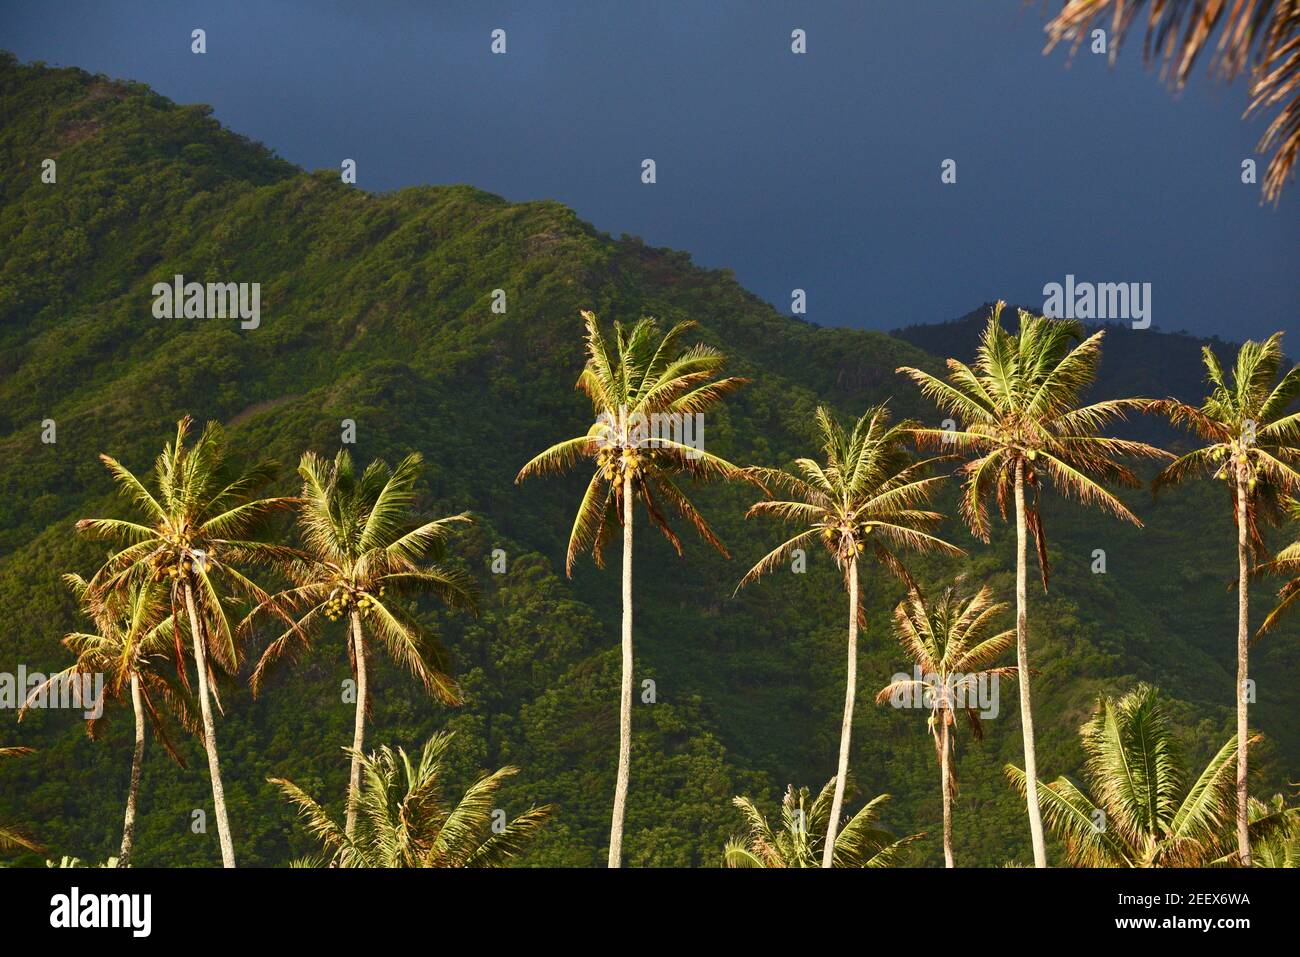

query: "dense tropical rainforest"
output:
0 53 1296 867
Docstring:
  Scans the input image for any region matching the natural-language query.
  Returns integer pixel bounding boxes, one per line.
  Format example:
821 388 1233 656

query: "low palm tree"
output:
249 449 476 839
21 576 195 866
1246 794 1300 867
1006 683 1289 867
270 732 552 867
899 302 1169 866
1043 0 1300 203
0 747 42 854
724 778 921 868
1154 333 1300 864
46 856 121 868
876 581 1017 867
517 310 748 867
76 416 294 867
736 404 961 866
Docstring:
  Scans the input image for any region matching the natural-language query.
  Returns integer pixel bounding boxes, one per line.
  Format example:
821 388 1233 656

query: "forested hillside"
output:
1 53 1295 866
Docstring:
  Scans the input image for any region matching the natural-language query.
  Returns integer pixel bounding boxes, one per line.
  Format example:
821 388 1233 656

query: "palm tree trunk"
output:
119 672 145 867
607 469 634 868
1014 460 1048 868
940 714 954 868
182 580 236 868
823 555 859 868
346 610 368 840
1235 475 1252 865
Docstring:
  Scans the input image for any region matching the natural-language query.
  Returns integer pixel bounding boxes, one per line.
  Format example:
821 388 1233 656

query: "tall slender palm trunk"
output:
182 580 236 868
1014 461 1048 868
940 714 954 868
607 469 634 868
823 556 859 868
346 612 368 840
1235 476 1252 865
119 672 145 867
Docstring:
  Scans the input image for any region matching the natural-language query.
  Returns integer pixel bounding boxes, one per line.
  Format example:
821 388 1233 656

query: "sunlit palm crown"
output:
22 576 197 763
898 302 1168 586
516 310 749 575
1154 332 1300 557
876 581 1017 739
249 449 476 703
724 779 920 868
1006 684 1285 867
737 403 962 592
75 416 294 674
270 732 552 868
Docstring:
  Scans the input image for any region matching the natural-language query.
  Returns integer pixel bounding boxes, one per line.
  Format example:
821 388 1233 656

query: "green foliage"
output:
0 55 1296 867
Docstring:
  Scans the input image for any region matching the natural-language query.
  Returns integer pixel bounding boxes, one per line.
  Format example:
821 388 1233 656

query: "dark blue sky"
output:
4 0 1295 339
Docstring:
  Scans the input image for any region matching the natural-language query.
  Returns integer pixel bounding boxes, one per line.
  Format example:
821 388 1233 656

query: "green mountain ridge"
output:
0 54 1295 867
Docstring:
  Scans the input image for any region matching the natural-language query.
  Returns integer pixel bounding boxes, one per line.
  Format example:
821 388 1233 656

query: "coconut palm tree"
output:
248 449 476 839
898 302 1169 867
723 778 921 868
1245 794 1300 867
270 732 552 867
20 576 195 866
736 404 962 867
1153 333 1300 865
1042 1 1300 203
1005 683 1289 867
875 580 1017 867
46 855 120 868
516 310 748 867
0 747 42 854
75 416 294 867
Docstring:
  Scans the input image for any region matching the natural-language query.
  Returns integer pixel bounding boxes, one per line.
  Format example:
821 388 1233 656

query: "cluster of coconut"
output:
323 585 383 622
149 550 204 582
596 446 644 482
822 523 870 557
1212 445 1260 489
